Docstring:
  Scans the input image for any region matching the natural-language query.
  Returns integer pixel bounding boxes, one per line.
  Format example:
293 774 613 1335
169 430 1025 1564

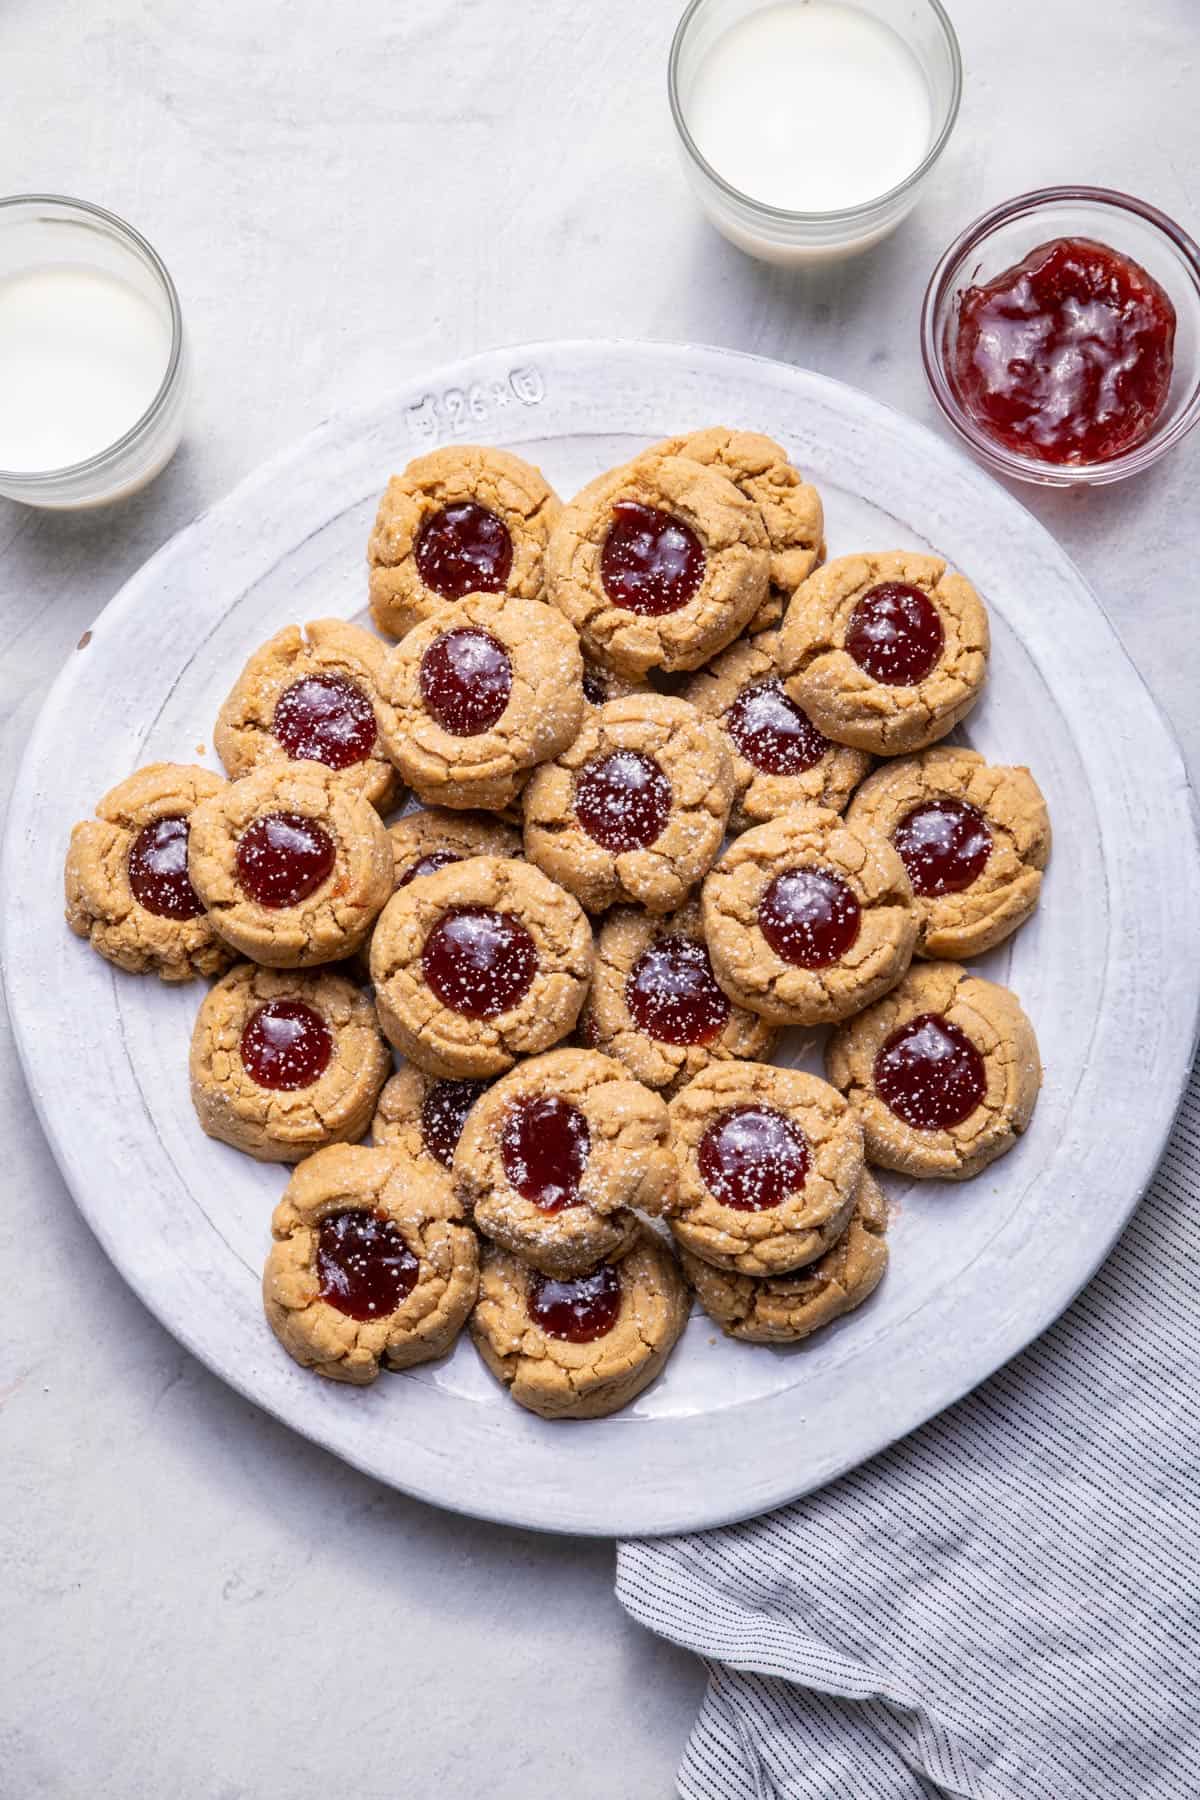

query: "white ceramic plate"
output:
6 341 1199 1536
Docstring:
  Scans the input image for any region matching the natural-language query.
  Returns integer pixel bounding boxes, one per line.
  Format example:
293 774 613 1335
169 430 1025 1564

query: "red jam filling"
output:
240 999 333 1090
422 906 537 1018
600 501 705 615
398 849 462 887
127 815 204 920
419 627 512 736
758 867 861 968
726 679 830 775
501 1095 591 1213
316 1210 419 1320
845 583 944 686
414 501 513 599
894 799 992 897
420 1077 489 1167
951 236 1176 465
272 674 376 769
235 812 336 909
874 1011 986 1130
528 1263 622 1343
626 935 730 1047
574 750 672 853
698 1104 810 1212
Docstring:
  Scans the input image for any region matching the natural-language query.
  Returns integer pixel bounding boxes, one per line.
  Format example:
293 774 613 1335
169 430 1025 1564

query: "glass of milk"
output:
669 0 962 264
0 196 187 508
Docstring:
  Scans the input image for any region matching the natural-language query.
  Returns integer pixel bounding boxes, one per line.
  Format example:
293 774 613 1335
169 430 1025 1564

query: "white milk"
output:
686 1 933 214
0 263 171 472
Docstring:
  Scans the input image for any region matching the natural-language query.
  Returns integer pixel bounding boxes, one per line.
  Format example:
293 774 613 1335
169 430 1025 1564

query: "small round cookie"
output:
846 747 1051 960
213 618 401 811
778 551 990 756
387 806 522 891
370 855 594 1079
263 1144 478 1384
190 962 391 1162
825 960 1041 1181
545 452 770 676
680 1169 888 1343
648 427 824 631
522 694 734 916
376 593 584 813
582 897 777 1094
372 1065 492 1181
65 762 231 983
454 1048 677 1278
681 631 870 832
367 445 560 640
470 1228 689 1419
187 761 393 968
701 807 917 1027
668 1062 865 1277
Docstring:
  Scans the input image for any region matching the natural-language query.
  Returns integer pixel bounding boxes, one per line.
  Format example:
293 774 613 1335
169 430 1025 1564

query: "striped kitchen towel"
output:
616 1059 1200 1800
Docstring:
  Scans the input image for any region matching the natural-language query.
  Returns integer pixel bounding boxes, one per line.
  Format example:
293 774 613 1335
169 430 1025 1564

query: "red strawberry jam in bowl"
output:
923 187 1200 487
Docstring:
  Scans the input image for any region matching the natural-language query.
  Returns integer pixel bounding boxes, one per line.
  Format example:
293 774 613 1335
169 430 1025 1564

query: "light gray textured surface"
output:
1 2 1196 1795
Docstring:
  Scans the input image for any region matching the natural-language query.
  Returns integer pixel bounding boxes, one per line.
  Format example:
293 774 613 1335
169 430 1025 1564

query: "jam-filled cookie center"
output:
419 627 513 736
626 935 731 1046
575 749 672 853
316 1210 419 1320
235 811 337 909
398 849 463 888
726 678 830 776
874 1011 987 1130
528 1263 622 1343
845 582 945 686
894 799 993 897
698 1103 811 1212
415 500 514 600
422 905 538 1019
758 867 861 968
128 815 205 920
240 998 333 1090
501 1094 591 1213
272 674 377 770
420 1076 488 1167
600 500 706 616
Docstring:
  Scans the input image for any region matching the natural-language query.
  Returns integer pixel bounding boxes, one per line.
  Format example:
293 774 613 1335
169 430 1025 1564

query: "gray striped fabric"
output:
617 1062 1200 1799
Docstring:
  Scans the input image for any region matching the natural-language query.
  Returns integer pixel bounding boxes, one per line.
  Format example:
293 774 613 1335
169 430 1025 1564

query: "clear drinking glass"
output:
669 0 962 265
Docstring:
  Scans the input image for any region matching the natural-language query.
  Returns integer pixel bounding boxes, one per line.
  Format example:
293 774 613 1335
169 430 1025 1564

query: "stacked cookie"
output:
64 430 1050 1419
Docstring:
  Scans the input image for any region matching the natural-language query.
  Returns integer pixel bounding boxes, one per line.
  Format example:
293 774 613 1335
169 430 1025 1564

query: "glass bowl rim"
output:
0 192 184 486
667 0 963 225
920 183 1200 486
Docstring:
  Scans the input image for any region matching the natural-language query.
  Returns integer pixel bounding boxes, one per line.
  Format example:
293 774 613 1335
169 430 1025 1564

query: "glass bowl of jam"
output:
921 186 1200 486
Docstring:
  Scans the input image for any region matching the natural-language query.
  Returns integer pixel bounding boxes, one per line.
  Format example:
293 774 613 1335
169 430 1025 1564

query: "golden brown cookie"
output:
372 1065 491 1182
65 762 231 983
825 960 1041 1181
668 1061 864 1277
187 761 393 968
470 1228 689 1419
454 1048 677 1278
681 1169 888 1342
386 807 522 892
522 693 734 916
778 552 990 756
190 962 391 1163
376 593 584 813
263 1144 478 1384
367 445 560 640
701 806 917 1027
545 452 770 676
681 631 870 832
846 748 1051 960
582 897 777 1093
213 619 401 812
370 854 594 1079
647 427 824 632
